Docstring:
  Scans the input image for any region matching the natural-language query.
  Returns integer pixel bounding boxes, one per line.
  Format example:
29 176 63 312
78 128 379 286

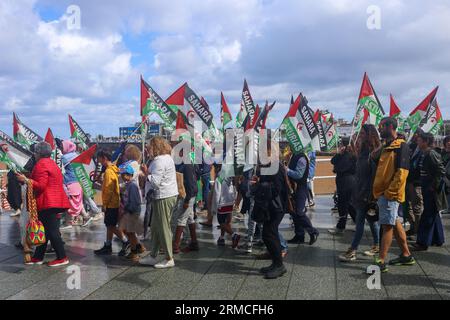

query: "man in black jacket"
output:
328 138 357 234
172 162 199 253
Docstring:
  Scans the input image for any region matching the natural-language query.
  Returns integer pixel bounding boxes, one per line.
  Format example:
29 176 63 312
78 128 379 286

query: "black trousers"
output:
34 209 67 260
336 178 356 230
291 184 317 238
262 208 285 267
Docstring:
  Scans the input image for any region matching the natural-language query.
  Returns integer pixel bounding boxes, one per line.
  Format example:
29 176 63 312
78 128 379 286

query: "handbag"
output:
366 201 379 223
25 180 46 246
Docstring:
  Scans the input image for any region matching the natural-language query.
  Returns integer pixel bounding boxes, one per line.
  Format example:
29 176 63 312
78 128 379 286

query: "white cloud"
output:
1 0 450 138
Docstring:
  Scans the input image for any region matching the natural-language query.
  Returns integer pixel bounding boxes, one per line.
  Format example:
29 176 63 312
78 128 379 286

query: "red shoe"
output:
25 258 44 265
48 257 69 267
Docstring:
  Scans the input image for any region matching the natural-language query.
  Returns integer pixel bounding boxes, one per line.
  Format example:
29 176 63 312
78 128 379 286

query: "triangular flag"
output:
407 86 439 137
352 73 385 134
13 113 43 149
69 115 90 151
70 144 97 198
220 92 232 128
421 98 443 136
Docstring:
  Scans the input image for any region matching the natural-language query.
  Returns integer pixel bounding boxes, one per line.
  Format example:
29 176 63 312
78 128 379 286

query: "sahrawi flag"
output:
0 129 33 171
140 76 177 130
173 110 213 159
407 87 439 137
220 92 232 129
421 98 443 136
319 110 339 151
70 144 97 198
313 110 332 152
353 73 385 134
236 79 257 128
44 128 63 170
13 113 43 149
282 94 318 154
69 115 90 151
389 94 407 134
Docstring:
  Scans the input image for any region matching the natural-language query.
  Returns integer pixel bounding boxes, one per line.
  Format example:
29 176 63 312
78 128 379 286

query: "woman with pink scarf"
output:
60 140 93 229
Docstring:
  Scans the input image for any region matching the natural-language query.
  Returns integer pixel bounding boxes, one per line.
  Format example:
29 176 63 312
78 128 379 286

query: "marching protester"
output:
371 117 415 272
441 135 450 213
285 147 319 245
339 124 381 262
411 132 446 251
60 140 93 229
328 137 357 235
405 129 424 238
118 163 146 261
94 149 128 255
251 141 289 279
139 137 178 268
16 141 71 267
306 150 316 208
213 164 241 248
172 149 199 254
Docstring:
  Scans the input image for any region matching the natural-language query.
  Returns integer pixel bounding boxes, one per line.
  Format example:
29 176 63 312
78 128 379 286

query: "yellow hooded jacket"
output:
102 163 120 209
373 138 410 203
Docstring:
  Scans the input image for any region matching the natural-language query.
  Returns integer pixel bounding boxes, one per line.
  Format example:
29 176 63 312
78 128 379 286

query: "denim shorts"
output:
377 196 399 226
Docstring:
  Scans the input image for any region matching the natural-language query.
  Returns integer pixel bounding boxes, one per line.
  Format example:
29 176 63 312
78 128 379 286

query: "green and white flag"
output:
352 73 385 135
421 98 443 136
236 80 257 128
13 113 43 149
140 76 177 130
70 144 97 198
282 94 318 154
69 115 90 151
221 92 232 129
389 95 407 135
0 129 33 171
407 87 439 138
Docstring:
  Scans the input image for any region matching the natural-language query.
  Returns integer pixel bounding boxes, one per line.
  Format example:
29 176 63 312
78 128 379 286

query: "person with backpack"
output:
371 117 415 273
411 132 446 251
339 124 381 262
285 147 319 245
328 137 357 235
251 142 289 279
405 129 425 238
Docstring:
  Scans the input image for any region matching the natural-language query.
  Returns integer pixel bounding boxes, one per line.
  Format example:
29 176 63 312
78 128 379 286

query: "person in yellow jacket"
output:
94 149 128 255
371 117 415 273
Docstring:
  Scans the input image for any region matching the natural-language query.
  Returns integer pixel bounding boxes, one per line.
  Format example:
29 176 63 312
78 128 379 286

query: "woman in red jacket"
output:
17 142 71 267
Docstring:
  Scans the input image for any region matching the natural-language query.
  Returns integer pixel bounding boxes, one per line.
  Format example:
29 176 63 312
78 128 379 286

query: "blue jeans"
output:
351 206 380 250
201 174 210 208
291 184 317 237
279 232 288 252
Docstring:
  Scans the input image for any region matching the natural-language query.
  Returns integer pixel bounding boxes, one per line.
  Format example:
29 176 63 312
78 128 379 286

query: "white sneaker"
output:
154 259 175 269
139 255 159 266
10 209 21 217
60 224 73 231
82 217 93 227
92 212 104 221
327 228 344 235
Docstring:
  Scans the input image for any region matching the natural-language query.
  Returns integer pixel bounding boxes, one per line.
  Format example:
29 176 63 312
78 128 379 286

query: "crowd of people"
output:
1 116 448 278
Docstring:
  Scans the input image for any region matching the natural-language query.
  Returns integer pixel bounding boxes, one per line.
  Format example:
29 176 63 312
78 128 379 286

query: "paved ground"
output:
0 196 449 300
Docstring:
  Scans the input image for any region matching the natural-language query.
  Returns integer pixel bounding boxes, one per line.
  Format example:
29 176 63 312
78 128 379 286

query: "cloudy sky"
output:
1 0 449 138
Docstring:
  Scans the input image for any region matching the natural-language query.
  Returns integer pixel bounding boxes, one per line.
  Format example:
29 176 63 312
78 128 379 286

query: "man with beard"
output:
371 117 415 273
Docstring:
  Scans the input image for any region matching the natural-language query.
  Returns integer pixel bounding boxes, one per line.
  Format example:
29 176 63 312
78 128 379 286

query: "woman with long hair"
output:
139 136 178 268
339 124 382 262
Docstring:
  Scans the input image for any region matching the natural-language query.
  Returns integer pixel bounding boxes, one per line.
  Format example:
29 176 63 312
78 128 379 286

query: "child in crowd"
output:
214 165 240 248
94 150 128 255
119 163 146 262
